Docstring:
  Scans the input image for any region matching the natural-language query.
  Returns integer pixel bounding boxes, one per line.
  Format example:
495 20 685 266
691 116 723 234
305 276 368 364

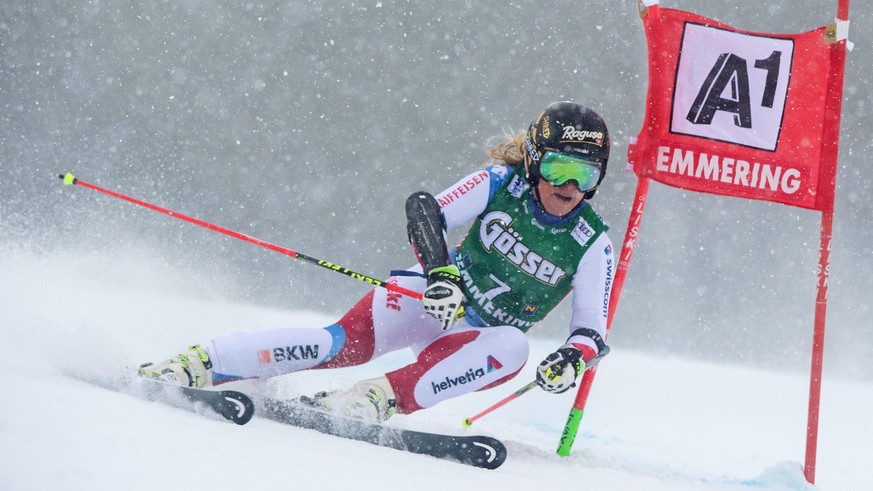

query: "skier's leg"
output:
207 270 437 380
385 324 530 414
140 268 438 387
316 269 441 368
205 289 377 382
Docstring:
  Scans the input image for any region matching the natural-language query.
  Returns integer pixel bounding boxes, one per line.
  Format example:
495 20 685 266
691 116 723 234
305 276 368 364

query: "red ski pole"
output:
462 381 538 428
59 173 422 300
464 346 611 428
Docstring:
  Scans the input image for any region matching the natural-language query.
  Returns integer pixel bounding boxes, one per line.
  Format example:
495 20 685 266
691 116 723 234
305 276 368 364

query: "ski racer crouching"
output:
140 101 615 424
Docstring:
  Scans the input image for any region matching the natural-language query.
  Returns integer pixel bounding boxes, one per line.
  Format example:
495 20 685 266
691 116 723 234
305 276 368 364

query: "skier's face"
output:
536 179 585 217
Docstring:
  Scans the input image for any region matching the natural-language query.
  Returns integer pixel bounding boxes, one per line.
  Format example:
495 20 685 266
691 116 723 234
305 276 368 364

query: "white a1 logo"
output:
670 22 794 152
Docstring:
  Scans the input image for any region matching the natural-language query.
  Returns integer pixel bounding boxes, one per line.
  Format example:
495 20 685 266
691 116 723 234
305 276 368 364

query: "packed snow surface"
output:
2 250 869 490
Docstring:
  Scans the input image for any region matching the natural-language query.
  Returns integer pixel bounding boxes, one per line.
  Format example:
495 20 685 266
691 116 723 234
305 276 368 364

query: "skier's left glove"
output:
536 345 584 394
423 265 465 330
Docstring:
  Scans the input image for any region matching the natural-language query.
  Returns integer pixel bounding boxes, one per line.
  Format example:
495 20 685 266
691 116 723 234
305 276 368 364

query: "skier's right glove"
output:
423 265 465 330
536 345 584 394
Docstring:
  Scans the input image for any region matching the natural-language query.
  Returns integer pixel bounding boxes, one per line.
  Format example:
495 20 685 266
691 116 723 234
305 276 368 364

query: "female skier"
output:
140 101 615 423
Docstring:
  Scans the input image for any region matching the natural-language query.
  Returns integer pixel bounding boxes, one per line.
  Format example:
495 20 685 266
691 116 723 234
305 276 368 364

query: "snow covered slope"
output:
2 249 870 490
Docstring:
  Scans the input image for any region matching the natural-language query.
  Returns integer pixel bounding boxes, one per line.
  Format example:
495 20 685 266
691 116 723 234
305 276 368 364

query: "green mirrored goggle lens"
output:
539 151 602 192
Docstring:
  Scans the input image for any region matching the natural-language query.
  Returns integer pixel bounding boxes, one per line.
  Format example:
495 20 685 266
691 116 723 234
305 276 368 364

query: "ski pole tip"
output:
60 173 77 185
462 417 473 428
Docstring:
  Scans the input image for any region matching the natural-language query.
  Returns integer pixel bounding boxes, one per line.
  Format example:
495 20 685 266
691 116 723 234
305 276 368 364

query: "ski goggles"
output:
539 151 603 193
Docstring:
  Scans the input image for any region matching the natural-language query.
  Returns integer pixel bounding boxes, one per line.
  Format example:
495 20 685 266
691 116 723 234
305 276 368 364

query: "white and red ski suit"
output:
206 165 614 414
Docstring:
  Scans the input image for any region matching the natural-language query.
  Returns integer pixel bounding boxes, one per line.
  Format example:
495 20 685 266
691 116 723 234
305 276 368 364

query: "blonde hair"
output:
483 130 526 168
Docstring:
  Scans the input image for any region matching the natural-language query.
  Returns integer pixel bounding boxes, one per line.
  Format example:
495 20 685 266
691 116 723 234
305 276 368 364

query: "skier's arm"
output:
433 165 510 230
565 233 615 361
405 191 464 330
404 165 511 330
406 166 504 268
536 233 614 394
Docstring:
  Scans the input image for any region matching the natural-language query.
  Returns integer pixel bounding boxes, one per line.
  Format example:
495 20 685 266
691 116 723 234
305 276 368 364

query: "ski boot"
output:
138 345 214 388
303 376 397 424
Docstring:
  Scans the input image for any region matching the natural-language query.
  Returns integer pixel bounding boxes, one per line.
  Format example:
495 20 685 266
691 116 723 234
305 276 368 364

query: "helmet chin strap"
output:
530 181 545 209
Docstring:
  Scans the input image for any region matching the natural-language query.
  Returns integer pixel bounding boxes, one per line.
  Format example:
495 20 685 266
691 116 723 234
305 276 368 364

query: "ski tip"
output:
471 436 507 470
60 173 77 185
216 390 255 425
461 417 473 428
